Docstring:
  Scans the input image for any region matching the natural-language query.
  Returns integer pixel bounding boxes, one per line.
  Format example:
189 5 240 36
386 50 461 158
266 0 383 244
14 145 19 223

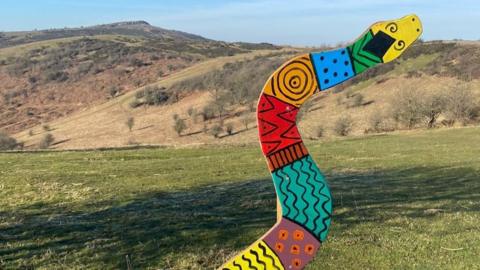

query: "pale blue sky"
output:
1 0 479 45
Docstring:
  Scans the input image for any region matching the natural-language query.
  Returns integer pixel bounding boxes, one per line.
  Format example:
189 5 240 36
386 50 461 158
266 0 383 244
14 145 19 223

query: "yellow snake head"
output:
363 14 423 63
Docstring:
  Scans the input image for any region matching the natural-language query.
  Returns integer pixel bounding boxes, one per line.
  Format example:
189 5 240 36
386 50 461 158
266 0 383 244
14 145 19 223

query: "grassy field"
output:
1 127 479 269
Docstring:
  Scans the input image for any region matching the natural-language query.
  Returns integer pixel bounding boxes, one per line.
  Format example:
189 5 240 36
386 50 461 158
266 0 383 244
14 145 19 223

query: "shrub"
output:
42 124 51 131
202 106 216 121
367 110 395 133
28 76 37 84
0 133 20 150
39 133 54 149
210 124 223 138
241 113 252 130
187 107 196 117
444 85 479 125
390 88 424 129
174 118 187 136
316 126 325 138
226 123 234 135
369 111 384 133
421 91 447 128
126 117 135 132
109 86 119 98
142 86 169 106
45 71 69 82
129 58 144 67
351 94 365 107
334 116 353 136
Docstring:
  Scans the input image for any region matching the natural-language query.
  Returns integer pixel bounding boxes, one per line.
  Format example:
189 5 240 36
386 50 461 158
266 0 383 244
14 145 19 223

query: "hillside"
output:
9 40 480 150
0 21 278 134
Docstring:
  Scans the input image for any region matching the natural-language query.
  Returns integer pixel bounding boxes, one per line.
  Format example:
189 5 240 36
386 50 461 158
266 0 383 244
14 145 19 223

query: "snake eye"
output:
363 31 396 58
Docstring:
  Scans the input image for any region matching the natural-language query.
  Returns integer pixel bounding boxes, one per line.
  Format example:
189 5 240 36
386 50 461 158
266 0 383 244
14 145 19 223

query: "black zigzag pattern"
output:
222 242 282 270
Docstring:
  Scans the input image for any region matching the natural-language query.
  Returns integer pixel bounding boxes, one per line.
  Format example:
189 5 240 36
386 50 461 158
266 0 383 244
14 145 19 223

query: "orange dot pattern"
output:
264 219 321 269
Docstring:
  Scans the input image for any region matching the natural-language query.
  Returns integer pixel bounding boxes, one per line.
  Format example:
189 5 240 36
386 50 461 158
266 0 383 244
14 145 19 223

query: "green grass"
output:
391 53 439 75
1 127 479 269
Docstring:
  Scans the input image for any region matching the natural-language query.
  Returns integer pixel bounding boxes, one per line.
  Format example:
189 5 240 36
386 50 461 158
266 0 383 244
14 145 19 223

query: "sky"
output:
1 0 479 46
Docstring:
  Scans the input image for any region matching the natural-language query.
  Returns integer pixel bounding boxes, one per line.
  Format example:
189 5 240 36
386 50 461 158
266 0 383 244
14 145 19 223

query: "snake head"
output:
363 14 423 63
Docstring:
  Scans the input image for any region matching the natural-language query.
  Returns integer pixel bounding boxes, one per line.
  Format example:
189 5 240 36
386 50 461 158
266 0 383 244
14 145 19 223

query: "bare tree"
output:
334 116 353 136
226 123 234 135
210 124 223 138
445 85 479 125
390 88 424 129
421 92 447 128
241 113 252 130
126 117 135 132
39 133 54 149
174 118 187 136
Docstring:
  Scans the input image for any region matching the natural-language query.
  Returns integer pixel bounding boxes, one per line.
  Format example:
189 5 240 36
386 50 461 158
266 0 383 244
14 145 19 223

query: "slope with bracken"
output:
0 21 278 134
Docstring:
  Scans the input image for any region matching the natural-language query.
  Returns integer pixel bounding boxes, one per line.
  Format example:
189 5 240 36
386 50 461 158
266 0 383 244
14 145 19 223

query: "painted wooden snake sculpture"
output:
221 15 422 270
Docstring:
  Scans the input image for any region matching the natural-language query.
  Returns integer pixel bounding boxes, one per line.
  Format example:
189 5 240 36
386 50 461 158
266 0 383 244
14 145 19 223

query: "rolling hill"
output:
1 21 479 150
0 21 278 134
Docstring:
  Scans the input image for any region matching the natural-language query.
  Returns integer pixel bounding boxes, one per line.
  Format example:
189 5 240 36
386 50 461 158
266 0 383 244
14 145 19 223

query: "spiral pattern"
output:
385 22 398 33
263 54 318 107
394 40 406 51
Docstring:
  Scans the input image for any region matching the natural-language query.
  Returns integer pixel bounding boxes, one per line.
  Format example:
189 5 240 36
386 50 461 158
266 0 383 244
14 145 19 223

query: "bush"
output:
142 86 169 106
241 113 252 130
226 123 234 135
444 85 479 125
367 110 395 133
421 91 447 128
187 107 196 117
316 126 325 138
174 118 187 136
390 88 424 129
45 71 69 82
109 86 119 98
334 116 353 136
0 133 20 150
351 94 365 107
39 133 54 149
210 124 223 138
202 106 216 121
129 58 144 67
126 117 135 132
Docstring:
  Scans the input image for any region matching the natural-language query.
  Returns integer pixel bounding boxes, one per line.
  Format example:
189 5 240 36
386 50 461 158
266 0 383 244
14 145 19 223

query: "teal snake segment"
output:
272 155 332 241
